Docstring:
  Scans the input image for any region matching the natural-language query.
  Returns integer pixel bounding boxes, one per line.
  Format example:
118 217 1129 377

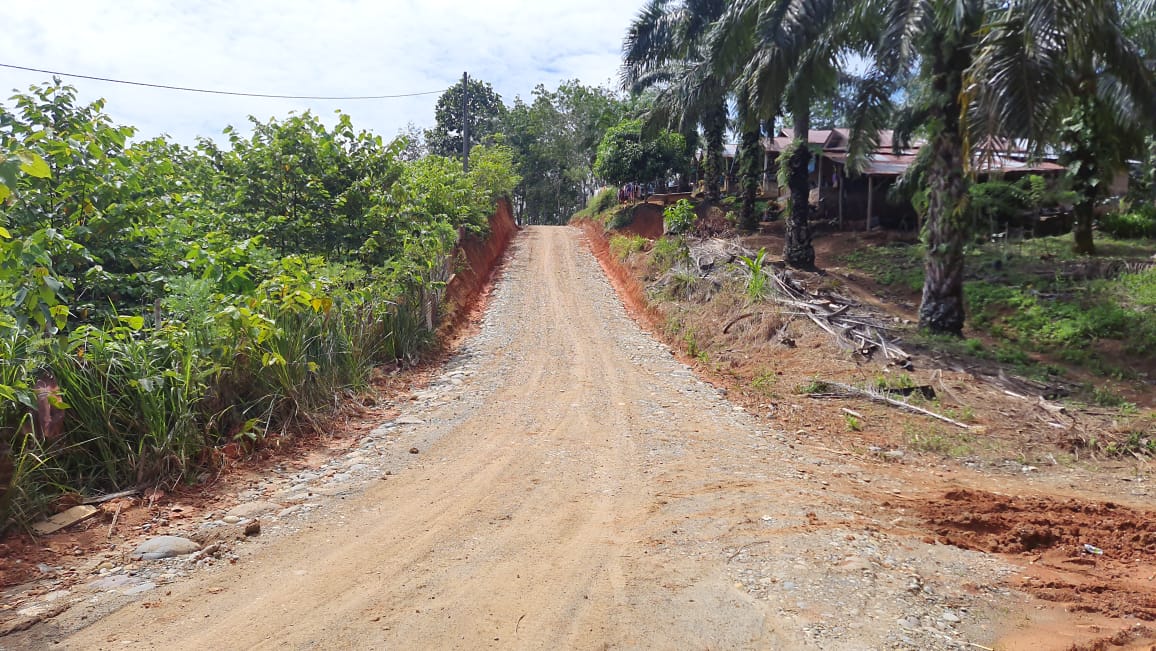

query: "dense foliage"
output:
423 78 646 225
0 82 518 529
593 119 688 187
620 0 1156 334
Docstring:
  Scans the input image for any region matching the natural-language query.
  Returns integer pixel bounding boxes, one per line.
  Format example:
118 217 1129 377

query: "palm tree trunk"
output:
1068 144 1098 255
703 105 726 202
1064 93 1099 255
739 128 761 232
919 130 968 336
785 111 814 268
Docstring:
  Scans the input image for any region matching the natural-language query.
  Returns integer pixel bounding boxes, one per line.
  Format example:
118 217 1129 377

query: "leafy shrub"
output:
1100 207 1156 239
663 199 696 235
0 81 513 530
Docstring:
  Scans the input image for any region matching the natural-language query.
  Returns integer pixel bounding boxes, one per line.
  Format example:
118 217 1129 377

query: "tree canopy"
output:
593 118 688 186
425 77 507 159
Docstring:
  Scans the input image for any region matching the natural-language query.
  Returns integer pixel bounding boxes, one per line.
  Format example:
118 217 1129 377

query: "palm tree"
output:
764 0 987 334
965 0 1156 255
734 86 765 231
707 0 853 268
622 0 731 201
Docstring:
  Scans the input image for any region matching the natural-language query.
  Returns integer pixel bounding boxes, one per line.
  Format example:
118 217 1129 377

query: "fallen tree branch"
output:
722 312 756 334
816 381 972 430
82 488 140 505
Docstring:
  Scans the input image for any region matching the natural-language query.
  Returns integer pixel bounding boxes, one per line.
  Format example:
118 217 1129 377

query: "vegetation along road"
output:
7 226 1130 650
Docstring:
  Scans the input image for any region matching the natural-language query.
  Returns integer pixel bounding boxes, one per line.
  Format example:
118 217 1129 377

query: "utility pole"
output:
461 71 470 173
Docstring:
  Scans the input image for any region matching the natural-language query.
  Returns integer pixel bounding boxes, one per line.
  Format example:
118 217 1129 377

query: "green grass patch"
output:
609 234 648 261
650 236 690 276
904 423 975 457
842 235 1156 378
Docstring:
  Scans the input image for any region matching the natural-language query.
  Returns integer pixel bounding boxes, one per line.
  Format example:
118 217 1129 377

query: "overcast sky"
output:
0 0 648 144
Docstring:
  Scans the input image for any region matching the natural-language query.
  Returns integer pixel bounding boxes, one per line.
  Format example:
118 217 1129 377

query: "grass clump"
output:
650 236 690 275
609 234 648 261
904 423 974 457
572 186 619 222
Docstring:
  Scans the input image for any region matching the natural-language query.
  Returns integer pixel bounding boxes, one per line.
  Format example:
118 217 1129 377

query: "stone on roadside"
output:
226 501 282 519
395 416 424 425
131 535 201 560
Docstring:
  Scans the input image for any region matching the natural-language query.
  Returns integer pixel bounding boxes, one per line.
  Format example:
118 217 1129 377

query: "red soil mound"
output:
913 489 1156 621
619 203 665 239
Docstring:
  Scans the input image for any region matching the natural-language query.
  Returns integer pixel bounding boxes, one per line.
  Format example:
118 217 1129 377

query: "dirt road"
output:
10 227 1083 649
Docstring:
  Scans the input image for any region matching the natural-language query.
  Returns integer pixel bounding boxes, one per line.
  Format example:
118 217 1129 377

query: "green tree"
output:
593 119 688 187
425 77 507 159
707 0 862 267
965 0 1156 255
622 0 731 201
502 82 631 224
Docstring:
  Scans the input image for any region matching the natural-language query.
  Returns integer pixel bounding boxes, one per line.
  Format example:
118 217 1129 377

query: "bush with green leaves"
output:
650 236 689 274
0 81 518 530
663 199 697 235
609 234 647 261
1100 205 1156 239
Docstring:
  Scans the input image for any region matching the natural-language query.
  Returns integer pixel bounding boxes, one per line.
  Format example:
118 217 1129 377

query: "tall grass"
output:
0 273 444 530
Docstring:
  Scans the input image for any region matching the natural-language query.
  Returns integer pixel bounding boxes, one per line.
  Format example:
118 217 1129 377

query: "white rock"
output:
226 501 282 518
131 536 200 560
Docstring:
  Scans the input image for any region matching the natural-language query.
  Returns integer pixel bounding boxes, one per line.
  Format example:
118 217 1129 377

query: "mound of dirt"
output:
915 489 1156 621
618 203 664 239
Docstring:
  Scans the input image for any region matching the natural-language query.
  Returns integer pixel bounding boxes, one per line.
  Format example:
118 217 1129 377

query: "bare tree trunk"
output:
785 111 814 268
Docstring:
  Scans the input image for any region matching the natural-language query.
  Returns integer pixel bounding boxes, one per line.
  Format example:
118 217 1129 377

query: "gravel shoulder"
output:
1 226 1111 650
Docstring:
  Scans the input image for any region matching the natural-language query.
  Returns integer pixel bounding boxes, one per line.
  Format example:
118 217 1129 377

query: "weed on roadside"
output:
610 234 648 261
751 368 779 396
904 423 975 457
650 237 690 276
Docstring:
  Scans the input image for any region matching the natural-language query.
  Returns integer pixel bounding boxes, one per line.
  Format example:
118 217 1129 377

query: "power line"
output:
0 62 447 100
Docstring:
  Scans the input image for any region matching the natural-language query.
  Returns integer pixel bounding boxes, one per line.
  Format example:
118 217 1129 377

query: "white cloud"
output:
0 0 648 143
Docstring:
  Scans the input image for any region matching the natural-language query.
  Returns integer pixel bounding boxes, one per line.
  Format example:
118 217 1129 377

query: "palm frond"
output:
844 67 895 174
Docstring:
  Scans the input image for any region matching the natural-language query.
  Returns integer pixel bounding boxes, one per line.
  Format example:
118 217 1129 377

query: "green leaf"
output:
0 226 10 238
17 152 51 178
118 315 146 330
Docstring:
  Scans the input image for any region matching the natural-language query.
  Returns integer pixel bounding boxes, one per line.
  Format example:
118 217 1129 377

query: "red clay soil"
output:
913 489 1156 622
442 197 519 334
619 203 665 239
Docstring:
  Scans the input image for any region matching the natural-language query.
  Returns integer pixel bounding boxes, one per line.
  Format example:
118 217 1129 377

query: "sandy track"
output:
45 227 1022 650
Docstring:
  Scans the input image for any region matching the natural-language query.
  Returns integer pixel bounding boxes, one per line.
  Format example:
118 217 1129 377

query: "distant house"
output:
720 128 1067 229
